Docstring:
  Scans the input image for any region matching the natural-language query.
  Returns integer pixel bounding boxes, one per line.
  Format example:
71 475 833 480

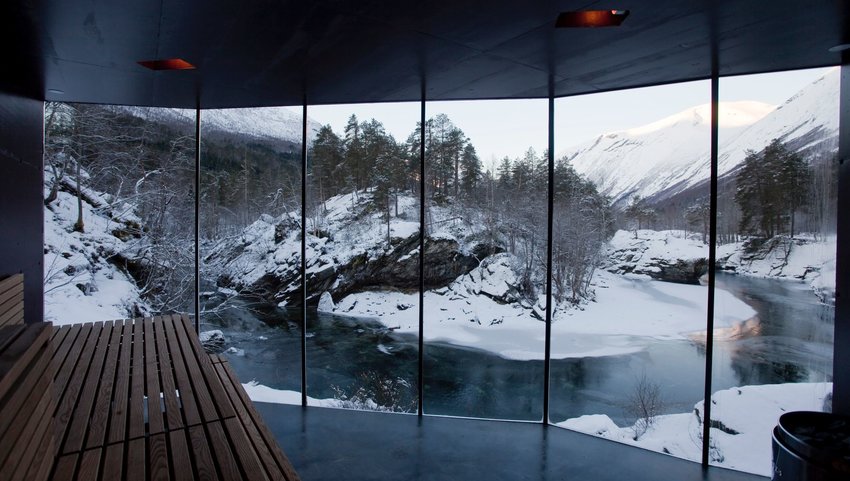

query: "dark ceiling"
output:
2 0 848 109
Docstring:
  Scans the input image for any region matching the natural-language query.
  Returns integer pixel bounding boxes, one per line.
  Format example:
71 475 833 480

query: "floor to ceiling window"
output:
422 99 548 420
43 103 196 324
39 65 842 476
708 67 838 476
302 101 421 412
551 80 715 462
198 106 305 402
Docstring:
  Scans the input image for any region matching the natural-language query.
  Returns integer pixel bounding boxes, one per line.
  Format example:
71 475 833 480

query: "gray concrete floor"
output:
255 402 767 481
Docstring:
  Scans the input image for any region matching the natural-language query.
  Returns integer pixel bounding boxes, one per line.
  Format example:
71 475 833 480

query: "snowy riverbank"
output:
558 382 832 477
322 269 755 360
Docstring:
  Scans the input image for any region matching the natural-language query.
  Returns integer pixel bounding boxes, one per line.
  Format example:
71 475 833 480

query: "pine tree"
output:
459 143 482 200
735 139 810 238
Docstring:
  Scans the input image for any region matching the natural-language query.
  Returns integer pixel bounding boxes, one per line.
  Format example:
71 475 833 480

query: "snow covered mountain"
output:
118 106 322 145
558 69 840 206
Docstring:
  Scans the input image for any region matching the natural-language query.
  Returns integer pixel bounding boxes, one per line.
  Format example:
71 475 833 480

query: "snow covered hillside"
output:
118 105 321 144
43 165 150 324
559 69 839 205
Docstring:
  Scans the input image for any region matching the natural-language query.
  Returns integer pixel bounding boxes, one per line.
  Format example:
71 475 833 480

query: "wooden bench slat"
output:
218 361 301 481
144 317 165 435
64 320 112 454
177 314 236 420
85 319 123 450
213 363 284 481
25 433 56 481
52 323 91 400
150 432 170 481
189 424 221 481
51 454 78 481
0 324 25 353
54 322 101 453
163 314 203 427
0 291 24 327
76 448 101 481
108 319 133 445
0 347 51 440
224 417 273 481
206 421 244 480
154 316 184 431
129 318 147 439
101 443 124 481
0 273 23 295
168 429 196 481
3 390 54 479
0 323 51 400
40 315 299 481
127 437 146 481
0 280 23 307
171 314 220 424
48 324 72 365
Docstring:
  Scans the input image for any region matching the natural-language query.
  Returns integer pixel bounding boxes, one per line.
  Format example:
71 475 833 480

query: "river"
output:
202 272 833 424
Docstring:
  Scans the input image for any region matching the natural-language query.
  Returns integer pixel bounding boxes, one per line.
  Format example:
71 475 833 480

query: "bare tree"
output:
625 374 664 440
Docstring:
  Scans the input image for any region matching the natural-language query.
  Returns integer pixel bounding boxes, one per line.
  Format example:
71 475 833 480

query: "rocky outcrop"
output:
230 233 492 307
604 230 708 284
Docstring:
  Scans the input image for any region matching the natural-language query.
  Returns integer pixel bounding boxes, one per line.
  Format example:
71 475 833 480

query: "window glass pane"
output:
44 103 195 324
304 102 421 412
423 99 548 420
710 67 837 475
199 107 304 402
552 81 712 462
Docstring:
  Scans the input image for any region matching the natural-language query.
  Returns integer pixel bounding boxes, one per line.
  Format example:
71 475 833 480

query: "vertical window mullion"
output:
701 70 720 466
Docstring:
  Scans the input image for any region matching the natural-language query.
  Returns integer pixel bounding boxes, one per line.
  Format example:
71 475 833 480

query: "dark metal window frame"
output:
188 64 847 469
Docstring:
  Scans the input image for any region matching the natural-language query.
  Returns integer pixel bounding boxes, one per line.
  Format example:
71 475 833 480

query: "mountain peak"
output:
623 101 775 137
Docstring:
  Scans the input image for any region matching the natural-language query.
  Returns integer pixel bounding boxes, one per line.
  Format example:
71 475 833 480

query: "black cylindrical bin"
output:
772 411 850 480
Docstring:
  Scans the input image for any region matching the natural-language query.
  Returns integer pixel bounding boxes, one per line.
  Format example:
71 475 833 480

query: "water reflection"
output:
202 272 832 424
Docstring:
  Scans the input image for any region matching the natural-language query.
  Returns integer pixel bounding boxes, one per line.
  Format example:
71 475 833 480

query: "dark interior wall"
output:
0 90 43 323
835 63 850 415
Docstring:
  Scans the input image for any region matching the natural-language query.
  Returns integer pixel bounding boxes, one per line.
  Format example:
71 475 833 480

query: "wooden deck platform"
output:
47 314 300 481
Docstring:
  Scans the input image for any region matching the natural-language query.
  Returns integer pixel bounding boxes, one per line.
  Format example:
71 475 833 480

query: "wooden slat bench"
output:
0 273 56 481
47 314 301 481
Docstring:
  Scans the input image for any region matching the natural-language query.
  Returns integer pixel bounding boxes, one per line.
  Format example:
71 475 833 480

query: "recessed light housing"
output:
828 44 850 53
138 58 196 71
556 10 630 28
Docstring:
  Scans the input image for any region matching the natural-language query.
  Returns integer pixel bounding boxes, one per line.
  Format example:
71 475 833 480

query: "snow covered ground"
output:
43 167 150 325
325 268 755 360
718 235 837 303
558 382 832 477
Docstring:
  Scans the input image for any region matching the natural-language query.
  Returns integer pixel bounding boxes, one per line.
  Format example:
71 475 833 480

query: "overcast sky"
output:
305 67 834 168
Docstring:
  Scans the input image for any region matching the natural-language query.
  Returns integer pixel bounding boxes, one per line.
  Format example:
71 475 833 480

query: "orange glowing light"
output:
555 10 630 28
138 58 196 71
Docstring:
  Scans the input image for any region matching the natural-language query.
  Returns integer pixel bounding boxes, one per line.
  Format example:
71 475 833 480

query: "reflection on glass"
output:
43 103 195 324
198 107 305 400
551 81 711 461
304 103 420 412
422 100 548 420
710 67 837 476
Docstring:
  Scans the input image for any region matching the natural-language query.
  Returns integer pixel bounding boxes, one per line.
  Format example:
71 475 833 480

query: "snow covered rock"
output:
717 235 836 303
204 191 492 306
199 330 226 353
452 253 524 304
604 230 708 284
317 291 336 313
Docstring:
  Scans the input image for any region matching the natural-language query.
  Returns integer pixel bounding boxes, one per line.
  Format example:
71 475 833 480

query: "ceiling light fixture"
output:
828 44 850 53
137 58 196 71
555 10 630 28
